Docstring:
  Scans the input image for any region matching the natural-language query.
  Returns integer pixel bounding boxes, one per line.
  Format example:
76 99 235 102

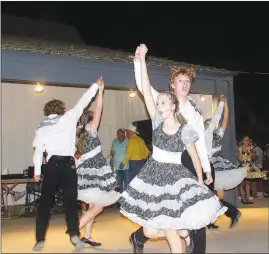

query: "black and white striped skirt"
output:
77 153 120 206
119 158 227 230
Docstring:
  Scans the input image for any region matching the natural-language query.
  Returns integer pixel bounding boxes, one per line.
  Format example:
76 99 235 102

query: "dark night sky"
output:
2 2 269 147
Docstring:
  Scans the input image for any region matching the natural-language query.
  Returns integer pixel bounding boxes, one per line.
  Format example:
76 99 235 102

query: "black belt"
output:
50 155 74 160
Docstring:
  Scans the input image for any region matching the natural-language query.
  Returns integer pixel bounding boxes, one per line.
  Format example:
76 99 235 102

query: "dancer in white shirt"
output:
32 77 103 252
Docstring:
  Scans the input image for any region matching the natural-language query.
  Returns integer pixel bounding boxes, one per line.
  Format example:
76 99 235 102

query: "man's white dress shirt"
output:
33 83 99 176
134 60 211 172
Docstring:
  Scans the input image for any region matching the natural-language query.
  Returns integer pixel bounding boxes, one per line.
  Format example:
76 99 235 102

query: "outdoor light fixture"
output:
129 89 137 98
35 83 44 93
200 94 205 102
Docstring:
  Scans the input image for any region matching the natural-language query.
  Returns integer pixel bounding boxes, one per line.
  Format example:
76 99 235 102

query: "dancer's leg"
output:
216 189 225 200
239 181 247 202
245 181 253 203
143 227 165 238
79 204 103 229
164 229 183 254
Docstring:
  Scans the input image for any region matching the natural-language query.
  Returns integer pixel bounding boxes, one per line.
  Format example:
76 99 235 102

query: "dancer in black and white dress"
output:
204 96 246 229
205 96 247 192
120 45 227 254
75 79 120 246
130 44 213 254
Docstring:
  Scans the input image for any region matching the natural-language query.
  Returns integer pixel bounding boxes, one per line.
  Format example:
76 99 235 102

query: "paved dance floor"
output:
2 206 268 253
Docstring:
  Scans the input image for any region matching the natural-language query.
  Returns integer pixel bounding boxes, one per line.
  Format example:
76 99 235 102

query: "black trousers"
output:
36 156 79 241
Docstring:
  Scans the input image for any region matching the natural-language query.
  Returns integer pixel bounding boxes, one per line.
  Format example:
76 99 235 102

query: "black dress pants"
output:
36 156 79 241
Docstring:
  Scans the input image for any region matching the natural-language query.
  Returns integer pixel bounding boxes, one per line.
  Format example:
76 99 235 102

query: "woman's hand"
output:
139 43 148 60
220 95 226 102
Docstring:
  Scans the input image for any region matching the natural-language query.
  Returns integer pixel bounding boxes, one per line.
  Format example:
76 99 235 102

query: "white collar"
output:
48 114 59 118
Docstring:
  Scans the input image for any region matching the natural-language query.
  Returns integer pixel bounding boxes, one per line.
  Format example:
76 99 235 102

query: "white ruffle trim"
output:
214 167 247 190
129 177 208 197
78 187 120 207
120 197 227 230
77 164 112 177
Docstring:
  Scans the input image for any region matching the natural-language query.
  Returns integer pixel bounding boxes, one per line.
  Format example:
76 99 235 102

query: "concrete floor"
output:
2 205 269 253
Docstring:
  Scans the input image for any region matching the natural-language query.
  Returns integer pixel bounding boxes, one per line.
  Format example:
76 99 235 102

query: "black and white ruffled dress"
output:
119 116 227 230
210 127 247 190
76 124 120 206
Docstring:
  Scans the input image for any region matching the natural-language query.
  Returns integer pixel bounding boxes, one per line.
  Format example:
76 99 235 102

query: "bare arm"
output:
90 84 104 130
186 143 203 182
221 101 229 132
140 57 157 119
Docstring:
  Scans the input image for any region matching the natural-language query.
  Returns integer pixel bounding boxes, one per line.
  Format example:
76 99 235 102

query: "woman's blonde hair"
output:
159 91 186 125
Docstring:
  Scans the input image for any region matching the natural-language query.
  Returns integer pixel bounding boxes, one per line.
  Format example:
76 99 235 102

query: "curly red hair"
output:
169 66 196 91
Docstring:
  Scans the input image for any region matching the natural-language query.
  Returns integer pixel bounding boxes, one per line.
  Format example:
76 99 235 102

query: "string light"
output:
35 83 44 93
200 94 205 102
129 89 136 98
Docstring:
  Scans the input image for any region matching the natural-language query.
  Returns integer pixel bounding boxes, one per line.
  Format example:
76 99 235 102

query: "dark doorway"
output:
133 119 152 152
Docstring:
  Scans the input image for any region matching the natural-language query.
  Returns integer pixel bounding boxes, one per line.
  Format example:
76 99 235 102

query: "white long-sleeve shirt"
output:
33 83 99 176
134 60 211 172
204 101 224 158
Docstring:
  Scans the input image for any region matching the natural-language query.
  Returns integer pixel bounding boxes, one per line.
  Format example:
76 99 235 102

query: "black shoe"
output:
32 240 44 251
81 237 101 247
207 224 219 230
129 232 144 253
230 211 242 229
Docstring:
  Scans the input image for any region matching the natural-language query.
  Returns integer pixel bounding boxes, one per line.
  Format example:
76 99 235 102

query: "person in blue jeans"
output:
111 129 130 192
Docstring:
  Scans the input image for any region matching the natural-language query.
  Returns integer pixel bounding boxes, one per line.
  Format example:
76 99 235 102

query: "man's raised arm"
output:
65 78 103 122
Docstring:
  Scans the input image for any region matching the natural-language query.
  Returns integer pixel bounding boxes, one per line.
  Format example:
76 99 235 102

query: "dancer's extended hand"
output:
220 95 226 102
34 175 40 182
204 172 213 185
139 44 148 60
95 77 104 87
